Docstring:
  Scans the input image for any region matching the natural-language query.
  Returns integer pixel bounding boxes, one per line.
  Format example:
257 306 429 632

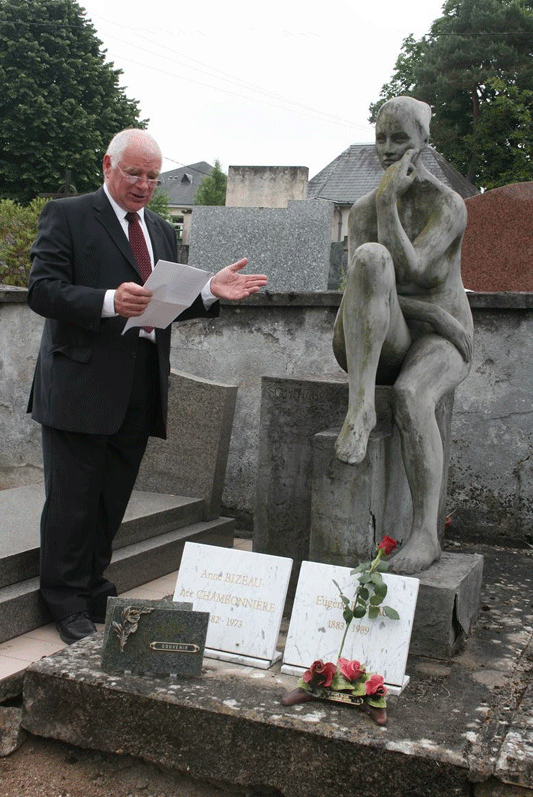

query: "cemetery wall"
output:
2 287 533 544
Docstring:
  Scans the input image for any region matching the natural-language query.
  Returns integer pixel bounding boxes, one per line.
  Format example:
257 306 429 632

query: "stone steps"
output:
0 484 234 644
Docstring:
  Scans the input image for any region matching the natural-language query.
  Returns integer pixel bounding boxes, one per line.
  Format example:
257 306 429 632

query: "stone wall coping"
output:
3 285 533 310
0 286 27 303
223 291 533 310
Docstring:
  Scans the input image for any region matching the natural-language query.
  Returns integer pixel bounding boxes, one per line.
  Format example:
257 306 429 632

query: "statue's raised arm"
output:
333 96 473 574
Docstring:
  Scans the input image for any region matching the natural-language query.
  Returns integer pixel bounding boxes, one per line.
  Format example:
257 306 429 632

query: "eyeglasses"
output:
117 165 161 188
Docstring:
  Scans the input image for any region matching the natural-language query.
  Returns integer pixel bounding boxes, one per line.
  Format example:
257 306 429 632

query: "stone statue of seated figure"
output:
333 96 473 575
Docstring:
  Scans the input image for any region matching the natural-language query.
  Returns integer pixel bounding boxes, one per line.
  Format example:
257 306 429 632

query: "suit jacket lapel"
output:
92 187 141 278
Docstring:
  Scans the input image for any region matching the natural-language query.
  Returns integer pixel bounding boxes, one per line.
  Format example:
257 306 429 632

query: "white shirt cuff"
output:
201 277 217 308
102 289 117 317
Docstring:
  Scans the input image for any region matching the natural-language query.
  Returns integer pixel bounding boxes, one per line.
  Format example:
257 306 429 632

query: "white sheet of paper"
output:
122 260 212 333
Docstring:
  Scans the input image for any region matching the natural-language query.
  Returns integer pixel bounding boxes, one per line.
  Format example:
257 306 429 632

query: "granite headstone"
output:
189 200 334 292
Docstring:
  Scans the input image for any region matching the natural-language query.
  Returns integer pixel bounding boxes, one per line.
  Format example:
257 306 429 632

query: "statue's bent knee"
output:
347 242 394 286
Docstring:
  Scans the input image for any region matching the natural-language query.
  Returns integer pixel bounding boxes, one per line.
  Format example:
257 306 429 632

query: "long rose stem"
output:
336 548 384 660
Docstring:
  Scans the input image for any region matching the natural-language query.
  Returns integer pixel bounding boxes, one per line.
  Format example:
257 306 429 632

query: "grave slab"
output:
173 542 292 668
19 545 533 796
282 560 419 692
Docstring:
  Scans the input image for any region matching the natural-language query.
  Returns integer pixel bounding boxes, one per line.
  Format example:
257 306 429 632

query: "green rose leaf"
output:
368 605 380 619
351 681 367 697
297 678 311 691
369 594 384 606
343 608 354 624
353 605 367 618
330 672 353 691
383 606 400 620
366 696 387 709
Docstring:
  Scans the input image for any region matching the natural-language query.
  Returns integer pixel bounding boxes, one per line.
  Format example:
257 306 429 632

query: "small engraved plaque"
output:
101 598 208 678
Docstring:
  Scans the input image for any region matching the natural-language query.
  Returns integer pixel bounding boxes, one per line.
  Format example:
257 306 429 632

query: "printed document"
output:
122 260 212 333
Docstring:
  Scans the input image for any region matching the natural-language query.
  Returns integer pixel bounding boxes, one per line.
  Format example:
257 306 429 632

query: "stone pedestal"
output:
255 375 453 579
310 426 412 564
309 383 453 565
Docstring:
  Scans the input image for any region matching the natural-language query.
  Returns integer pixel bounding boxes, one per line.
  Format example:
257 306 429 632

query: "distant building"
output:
307 144 478 241
158 161 213 244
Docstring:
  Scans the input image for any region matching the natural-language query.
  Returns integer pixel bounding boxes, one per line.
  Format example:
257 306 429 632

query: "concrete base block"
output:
411 552 484 658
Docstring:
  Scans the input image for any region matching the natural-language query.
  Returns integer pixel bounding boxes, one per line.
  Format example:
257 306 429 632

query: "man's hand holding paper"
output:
122 260 212 332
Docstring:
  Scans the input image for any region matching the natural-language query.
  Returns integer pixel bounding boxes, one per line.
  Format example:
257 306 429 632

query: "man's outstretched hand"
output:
210 258 267 300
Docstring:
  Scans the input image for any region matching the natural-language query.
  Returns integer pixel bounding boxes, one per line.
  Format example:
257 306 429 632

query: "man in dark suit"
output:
27 129 267 644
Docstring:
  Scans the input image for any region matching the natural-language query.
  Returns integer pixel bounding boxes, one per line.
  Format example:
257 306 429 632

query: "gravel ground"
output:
1 731 279 797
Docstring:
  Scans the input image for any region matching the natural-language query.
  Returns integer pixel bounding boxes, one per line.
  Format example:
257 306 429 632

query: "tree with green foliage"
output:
370 0 533 189
0 0 145 203
147 188 173 223
194 160 227 206
0 197 49 286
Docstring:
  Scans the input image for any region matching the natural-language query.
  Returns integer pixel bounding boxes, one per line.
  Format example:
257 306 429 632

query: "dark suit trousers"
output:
39 339 161 621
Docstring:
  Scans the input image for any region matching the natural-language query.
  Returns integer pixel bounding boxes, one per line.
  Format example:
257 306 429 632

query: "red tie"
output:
125 211 153 332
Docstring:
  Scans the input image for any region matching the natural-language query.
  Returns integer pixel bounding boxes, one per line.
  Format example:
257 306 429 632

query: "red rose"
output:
365 674 388 697
302 660 337 688
378 536 398 555
338 658 365 682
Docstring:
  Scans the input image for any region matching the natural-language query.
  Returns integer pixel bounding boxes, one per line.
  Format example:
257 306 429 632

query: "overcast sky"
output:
78 0 446 178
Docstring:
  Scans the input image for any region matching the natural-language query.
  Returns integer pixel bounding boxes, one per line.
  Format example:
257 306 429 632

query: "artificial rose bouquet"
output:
297 657 387 711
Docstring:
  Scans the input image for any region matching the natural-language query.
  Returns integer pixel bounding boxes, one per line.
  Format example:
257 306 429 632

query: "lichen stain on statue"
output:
333 96 473 576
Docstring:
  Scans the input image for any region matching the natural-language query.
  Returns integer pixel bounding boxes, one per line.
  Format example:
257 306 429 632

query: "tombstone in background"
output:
461 182 533 292
137 369 237 520
189 200 333 292
226 166 308 208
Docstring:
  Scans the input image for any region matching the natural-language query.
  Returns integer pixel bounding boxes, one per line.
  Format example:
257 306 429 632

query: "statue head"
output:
374 96 431 169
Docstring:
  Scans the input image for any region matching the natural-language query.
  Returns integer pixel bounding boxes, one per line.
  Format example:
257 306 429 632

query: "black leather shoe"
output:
56 611 96 645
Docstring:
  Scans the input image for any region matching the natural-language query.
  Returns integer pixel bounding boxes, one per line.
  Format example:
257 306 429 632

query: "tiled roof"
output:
308 144 478 204
158 162 213 207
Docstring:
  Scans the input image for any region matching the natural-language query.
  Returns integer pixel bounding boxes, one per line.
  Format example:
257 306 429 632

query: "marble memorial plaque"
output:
173 542 292 668
282 561 419 692
101 598 208 678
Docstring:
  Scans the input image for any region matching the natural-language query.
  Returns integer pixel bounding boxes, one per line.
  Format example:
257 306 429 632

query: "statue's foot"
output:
359 702 388 726
335 407 376 465
390 533 441 575
280 688 316 706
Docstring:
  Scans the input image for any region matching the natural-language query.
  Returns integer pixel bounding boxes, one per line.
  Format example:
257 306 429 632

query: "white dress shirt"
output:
101 184 216 341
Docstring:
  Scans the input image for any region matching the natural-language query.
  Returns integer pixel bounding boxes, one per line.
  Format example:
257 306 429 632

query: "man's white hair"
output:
106 129 162 167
